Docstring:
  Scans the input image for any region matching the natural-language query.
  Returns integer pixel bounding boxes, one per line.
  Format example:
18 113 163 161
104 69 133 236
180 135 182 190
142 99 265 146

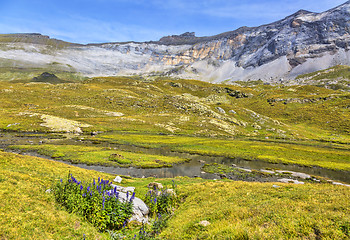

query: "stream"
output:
1 132 350 184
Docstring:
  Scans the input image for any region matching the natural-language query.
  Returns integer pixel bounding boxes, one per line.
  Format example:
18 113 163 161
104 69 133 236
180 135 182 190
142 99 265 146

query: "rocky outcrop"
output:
2 2 350 82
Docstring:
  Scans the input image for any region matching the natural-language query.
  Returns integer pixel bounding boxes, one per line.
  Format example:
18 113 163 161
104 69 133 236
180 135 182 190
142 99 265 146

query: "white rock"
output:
237 167 252 172
110 184 135 193
113 176 122 183
107 188 149 223
277 178 304 184
199 220 211 227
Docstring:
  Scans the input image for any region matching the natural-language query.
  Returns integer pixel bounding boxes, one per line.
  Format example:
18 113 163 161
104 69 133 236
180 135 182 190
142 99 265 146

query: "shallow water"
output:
1 132 350 183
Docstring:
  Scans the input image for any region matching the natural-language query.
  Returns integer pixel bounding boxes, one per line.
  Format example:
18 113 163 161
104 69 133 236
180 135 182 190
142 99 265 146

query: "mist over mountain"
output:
2 1 350 83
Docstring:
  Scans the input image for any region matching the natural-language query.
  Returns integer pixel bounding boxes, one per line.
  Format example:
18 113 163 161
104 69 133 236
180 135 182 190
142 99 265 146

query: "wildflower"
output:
98 177 100 183
80 185 83 191
87 186 90 192
102 196 105 209
60 179 63 183
122 220 127 228
154 197 157 203
82 193 86 197
93 179 96 186
114 186 117 194
126 191 129 200
130 192 136 202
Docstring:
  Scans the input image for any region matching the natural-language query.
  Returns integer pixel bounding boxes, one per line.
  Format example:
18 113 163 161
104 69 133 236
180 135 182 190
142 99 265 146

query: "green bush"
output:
54 173 134 231
144 181 178 217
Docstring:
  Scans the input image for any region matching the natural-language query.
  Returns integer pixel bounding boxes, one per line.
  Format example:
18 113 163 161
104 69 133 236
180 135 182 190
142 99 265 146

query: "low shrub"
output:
144 181 178 217
54 173 134 231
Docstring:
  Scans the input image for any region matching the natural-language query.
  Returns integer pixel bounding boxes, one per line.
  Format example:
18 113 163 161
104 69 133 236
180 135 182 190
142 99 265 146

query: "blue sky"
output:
0 0 346 44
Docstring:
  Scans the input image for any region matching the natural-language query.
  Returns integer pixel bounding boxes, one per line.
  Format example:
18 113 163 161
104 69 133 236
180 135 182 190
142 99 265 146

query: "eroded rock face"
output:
2 2 350 82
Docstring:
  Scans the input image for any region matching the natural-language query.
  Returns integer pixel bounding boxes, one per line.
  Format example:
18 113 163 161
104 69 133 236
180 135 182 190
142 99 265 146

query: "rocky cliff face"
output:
1 1 350 82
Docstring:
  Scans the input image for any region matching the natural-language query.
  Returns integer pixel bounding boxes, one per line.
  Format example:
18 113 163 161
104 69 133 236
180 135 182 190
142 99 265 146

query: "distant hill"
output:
31 72 72 84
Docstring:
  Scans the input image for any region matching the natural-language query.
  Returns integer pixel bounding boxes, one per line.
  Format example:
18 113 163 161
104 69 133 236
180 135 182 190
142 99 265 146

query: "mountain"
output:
2 1 350 83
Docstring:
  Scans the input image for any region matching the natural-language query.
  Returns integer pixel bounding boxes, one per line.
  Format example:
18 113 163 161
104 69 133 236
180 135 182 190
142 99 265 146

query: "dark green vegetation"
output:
54 174 134 231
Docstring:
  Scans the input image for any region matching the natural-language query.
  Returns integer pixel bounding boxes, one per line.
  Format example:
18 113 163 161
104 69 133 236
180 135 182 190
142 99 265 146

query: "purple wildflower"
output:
93 179 96 186
80 185 83 191
130 192 136 202
122 220 127 228
126 191 129 200
60 179 63 183
102 196 105 209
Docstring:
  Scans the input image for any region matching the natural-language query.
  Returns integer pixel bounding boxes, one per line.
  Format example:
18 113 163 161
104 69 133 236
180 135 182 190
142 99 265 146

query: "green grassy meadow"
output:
1 66 350 239
1 151 350 239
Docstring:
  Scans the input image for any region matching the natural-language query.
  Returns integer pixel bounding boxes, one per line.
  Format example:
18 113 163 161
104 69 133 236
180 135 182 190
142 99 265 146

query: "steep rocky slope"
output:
2 1 350 82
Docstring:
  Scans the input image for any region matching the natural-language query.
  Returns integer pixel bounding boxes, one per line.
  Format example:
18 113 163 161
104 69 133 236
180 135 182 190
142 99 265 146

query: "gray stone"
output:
277 178 304 184
110 184 135 193
199 220 211 227
216 107 226 114
237 167 252 172
260 169 275 174
113 176 122 183
107 188 149 223
229 110 236 114
148 182 163 189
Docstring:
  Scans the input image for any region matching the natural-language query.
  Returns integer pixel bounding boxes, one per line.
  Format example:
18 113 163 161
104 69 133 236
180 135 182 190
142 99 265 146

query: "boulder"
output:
147 182 163 190
113 176 123 183
107 187 149 223
216 107 226 114
111 184 135 193
229 110 237 114
198 220 211 227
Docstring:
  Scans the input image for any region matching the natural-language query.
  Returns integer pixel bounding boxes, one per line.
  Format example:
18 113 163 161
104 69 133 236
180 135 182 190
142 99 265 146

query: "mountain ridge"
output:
1 1 350 82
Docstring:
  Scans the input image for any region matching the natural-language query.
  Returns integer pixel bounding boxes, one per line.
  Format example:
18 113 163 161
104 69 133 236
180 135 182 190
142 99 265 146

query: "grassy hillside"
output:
1 151 349 239
296 65 350 91
1 66 350 239
0 75 349 139
0 73 349 172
